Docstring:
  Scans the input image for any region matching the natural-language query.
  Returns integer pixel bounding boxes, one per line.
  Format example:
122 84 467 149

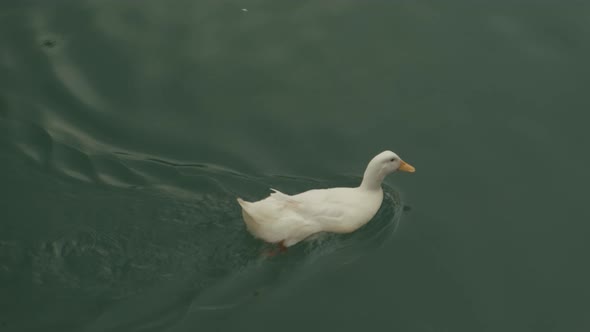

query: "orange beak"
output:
398 160 416 173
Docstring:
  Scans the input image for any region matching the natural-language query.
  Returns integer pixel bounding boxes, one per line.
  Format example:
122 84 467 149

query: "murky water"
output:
1 1 589 331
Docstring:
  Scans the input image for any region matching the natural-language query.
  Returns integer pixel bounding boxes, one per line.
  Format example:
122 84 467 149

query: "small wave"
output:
5 147 407 331
2 102 407 330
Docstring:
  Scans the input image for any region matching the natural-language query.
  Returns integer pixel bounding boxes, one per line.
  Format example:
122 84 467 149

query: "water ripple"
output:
1 131 405 330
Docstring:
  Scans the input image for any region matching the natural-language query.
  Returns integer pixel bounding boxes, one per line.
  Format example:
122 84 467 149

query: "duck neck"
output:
360 164 385 191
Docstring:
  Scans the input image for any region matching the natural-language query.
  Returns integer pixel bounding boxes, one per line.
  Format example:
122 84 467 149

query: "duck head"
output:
360 150 415 190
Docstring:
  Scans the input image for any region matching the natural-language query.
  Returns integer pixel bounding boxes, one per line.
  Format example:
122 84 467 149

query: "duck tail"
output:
236 197 250 208
237 198 258 229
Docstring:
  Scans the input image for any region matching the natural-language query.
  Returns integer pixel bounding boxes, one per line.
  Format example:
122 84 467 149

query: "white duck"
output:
237 150 415 252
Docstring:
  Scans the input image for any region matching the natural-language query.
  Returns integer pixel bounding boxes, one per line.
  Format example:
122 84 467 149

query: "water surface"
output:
1 1 589 331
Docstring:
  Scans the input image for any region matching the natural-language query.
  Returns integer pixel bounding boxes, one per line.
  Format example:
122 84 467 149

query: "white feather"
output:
237 150 414 247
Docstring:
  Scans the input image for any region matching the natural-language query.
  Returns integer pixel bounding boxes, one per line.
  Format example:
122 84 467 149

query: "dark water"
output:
1 1 589 331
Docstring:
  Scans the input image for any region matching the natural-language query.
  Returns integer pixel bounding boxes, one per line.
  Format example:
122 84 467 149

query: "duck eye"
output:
390 158 396 162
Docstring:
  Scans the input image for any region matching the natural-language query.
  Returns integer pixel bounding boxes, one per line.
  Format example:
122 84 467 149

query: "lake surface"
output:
1 1 589 331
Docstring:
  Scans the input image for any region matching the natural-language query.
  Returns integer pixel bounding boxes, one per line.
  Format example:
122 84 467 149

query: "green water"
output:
1 1 589 331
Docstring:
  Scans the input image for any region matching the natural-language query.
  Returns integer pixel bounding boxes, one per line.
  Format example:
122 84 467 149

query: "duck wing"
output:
269 188 352 232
